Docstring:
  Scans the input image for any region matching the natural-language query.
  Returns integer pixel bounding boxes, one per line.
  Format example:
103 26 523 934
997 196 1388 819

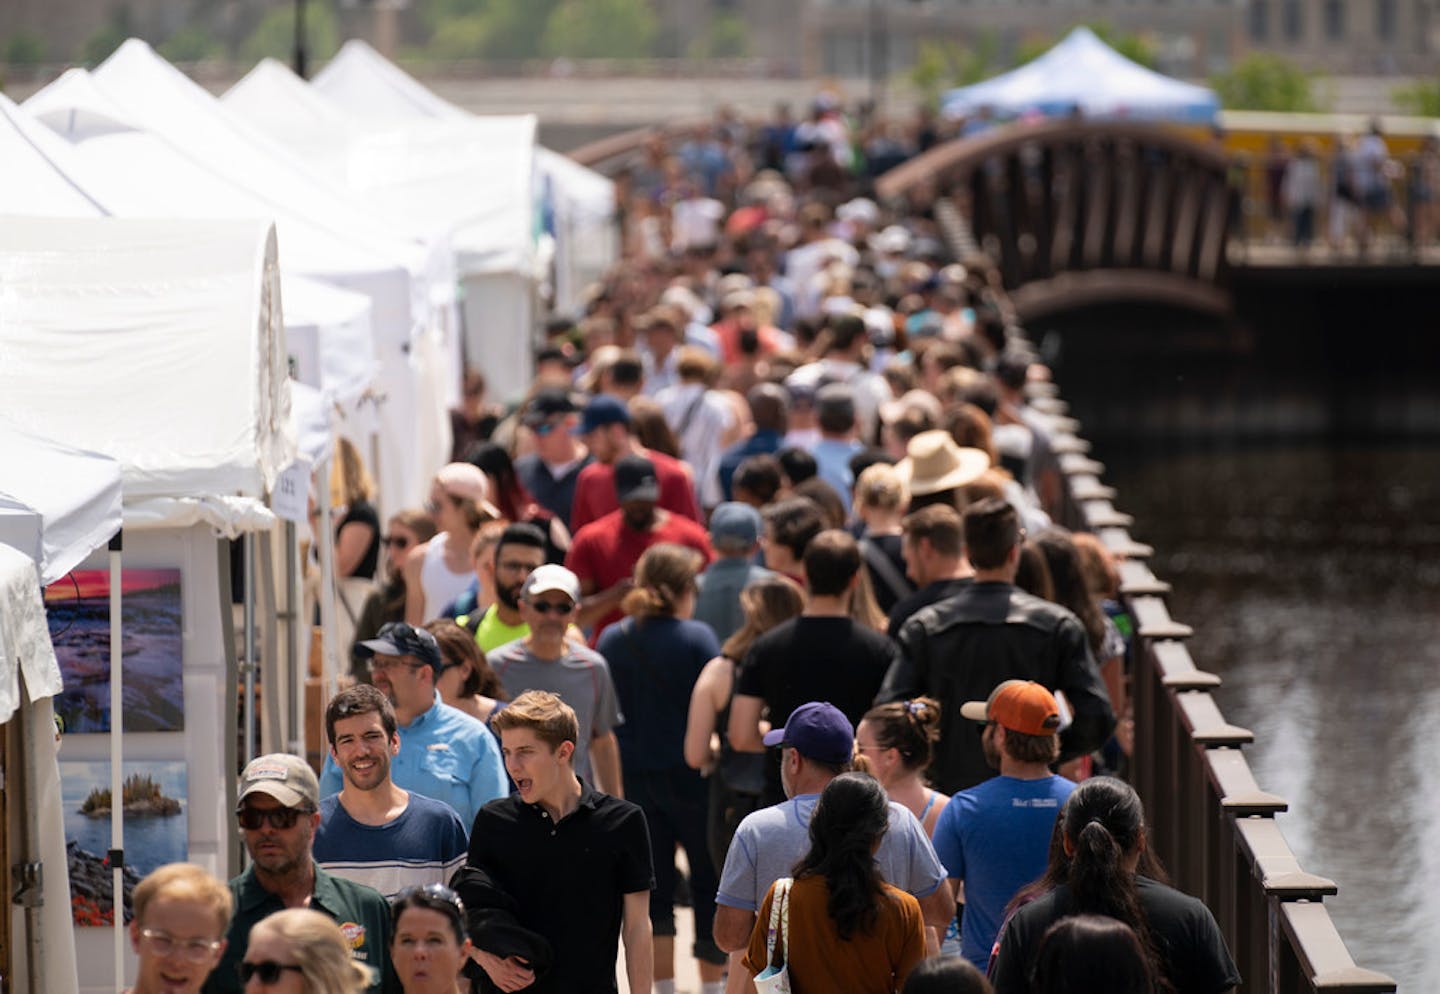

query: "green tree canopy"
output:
1210 53 1322 112
1393 79 1440 118
160 25 223 62
539 0 658 60
241 2 340 65
3 32 48 66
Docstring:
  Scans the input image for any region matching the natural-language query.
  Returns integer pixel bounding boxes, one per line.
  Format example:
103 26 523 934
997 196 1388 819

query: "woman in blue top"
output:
596 543 726 993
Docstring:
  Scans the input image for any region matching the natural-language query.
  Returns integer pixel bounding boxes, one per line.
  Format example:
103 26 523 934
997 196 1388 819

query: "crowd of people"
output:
125 98 1240 994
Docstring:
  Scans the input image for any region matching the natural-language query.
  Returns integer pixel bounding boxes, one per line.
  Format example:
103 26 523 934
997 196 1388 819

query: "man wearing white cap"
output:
486 564 625 796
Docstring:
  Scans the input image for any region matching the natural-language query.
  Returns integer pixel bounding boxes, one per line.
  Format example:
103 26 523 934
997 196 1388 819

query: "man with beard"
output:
486 565 626 797
204 754 394 994
319 622 508 828
460 522 547 653
313 684 469 897
565 454 713 642
929 680 1076 972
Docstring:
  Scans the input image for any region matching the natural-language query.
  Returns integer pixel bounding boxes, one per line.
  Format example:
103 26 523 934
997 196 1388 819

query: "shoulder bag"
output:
753 877 793 994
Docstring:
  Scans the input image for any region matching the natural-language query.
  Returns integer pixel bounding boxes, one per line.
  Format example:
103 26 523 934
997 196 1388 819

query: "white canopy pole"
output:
107 531 124 992
316 455 338 702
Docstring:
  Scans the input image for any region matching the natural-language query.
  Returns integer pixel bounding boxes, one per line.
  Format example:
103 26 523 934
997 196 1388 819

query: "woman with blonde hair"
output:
596 544 727 991
403 463 497 625
242 908 370 994
854 462 914 614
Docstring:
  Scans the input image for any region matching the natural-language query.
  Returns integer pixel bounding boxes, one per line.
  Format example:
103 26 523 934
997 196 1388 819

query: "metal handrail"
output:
1039 385 1397 994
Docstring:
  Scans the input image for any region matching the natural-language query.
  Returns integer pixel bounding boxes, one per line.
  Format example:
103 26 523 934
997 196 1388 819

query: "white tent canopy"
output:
0 217 292 533
0 427 123 587
33 42 455 509
0 92 113 217
942 27 1220 123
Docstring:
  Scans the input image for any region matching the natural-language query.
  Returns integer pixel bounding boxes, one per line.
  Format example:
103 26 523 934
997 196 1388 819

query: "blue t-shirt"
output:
932 774 1076 970
596 616 719 773
314 791 469 899
320 692 509 829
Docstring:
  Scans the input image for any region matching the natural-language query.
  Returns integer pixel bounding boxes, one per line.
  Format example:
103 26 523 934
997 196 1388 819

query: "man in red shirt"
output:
566 454 713 643
568 395 703 531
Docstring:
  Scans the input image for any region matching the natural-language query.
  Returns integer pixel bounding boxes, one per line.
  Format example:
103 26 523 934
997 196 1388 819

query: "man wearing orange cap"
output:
931 680 1076 971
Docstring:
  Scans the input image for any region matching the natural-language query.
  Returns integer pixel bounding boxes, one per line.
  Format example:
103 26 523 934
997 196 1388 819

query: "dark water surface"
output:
1094 441 1440 990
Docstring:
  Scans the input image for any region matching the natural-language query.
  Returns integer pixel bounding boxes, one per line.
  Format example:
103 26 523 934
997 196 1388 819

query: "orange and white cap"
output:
959 680 1061 736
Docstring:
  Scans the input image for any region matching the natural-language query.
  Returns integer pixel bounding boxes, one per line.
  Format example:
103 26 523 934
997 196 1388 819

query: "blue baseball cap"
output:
709 502 761 549
573 394 630 435
763 702 855 765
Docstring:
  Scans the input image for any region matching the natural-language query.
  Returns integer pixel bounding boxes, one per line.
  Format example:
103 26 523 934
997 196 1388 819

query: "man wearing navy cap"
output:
713 702 954 963
566 454 713 643
693 502 773 642
318 622 508 827
568 394 703 532
515 387 592 530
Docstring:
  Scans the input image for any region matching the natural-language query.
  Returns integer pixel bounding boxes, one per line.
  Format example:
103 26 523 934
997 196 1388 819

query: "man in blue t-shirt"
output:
314 684 468 898
931 680 1077 971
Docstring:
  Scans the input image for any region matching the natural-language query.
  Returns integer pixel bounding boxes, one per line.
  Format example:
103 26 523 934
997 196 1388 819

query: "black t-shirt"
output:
860 532 913 614
466 784 654 994
337 499 381 580
887 577 974 640
990 877 1241 994
735 616 902 806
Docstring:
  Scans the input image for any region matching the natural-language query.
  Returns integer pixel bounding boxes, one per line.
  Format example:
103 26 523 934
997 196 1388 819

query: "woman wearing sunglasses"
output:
241 909 370 994
389 886 474 994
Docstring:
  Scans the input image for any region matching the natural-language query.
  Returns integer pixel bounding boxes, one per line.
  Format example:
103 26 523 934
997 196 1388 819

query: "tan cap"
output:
237 753 319 811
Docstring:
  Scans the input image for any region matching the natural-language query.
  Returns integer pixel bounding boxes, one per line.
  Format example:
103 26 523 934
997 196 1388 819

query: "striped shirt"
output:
314 792 469 899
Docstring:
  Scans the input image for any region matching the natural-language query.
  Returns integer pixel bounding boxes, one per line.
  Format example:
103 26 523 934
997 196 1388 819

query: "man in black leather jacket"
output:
876 497 1114 794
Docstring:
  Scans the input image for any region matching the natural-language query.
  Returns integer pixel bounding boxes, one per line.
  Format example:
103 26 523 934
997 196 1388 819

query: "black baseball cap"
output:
355 622 442 670
524 387 579 426
614 454 660 503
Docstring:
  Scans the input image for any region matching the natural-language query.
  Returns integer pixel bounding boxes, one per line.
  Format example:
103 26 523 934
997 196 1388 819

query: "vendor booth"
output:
42 41 455 511
0 217 293 993
0 427 124 994
941 26 1220 124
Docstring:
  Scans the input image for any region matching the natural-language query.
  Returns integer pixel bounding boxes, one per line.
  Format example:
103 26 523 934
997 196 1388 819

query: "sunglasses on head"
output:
529 600 574 616
236 805 308 831
239 961 304 985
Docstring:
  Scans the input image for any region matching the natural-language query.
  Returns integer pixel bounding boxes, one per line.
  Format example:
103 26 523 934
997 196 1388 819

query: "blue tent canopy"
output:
942 27 1219 124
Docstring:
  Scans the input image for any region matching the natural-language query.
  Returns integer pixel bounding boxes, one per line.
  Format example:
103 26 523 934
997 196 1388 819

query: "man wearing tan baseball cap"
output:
930 680 1078 972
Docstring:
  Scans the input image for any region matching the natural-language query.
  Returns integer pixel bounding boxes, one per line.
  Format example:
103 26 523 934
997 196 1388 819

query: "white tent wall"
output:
460 273 537 407
57 529 234 994
21 67 428 515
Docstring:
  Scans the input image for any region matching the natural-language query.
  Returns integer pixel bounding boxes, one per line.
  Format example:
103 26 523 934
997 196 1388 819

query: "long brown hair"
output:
720 574 805 660
621 544 703 620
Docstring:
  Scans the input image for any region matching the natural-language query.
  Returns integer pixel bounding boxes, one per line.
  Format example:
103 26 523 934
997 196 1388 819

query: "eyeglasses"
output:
529 600 574 615
139 928 222 962
369 657 426 672
383 535 412 549
239 961 304 985
497 560 539 575
236 805 309 830
532 421 559 437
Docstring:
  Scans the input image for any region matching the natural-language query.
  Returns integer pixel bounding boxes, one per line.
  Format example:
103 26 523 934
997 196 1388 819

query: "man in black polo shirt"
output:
467 690 654 994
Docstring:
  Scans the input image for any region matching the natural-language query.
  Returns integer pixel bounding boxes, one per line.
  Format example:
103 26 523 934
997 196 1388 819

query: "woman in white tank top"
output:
403 463 496 624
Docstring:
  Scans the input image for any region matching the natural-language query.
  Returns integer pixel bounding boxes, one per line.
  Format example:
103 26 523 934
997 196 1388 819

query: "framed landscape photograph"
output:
45 568 184 733
60 759 188 926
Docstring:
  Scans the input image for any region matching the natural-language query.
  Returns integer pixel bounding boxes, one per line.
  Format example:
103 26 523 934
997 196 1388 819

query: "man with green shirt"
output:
203 754 395 994
459 522 546 653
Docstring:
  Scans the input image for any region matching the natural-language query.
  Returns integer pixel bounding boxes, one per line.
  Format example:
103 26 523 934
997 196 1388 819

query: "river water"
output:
1095 441 1440 991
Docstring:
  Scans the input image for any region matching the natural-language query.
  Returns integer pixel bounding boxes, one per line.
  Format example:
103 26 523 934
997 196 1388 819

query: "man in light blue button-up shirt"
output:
320 622 508 830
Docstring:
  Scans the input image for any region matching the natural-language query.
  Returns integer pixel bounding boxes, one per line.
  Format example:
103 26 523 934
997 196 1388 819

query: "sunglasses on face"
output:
236 805 308 831
239 961 304 985
532 421 559 437
529 600 574 616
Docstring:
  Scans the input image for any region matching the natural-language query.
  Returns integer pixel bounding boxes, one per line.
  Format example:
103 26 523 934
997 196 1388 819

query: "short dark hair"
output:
964 496 1020 570
747 383 789 434
776 447 818 486
495 522 546 563
607 352 645 388
803 529 863 596
733 455 783 504
325 684 397 747
826 313 867 352
763 497 825 563
1003 726 1061 764
903 504 964 559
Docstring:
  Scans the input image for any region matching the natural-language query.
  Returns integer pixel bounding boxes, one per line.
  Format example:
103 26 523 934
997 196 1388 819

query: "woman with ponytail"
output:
990 777 1239 994
855 698 948 836
745 773 925 993
596 543 727 993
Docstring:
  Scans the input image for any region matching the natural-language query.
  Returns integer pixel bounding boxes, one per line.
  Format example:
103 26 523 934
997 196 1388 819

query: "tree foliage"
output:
1210 53 1322 112
1015 23 1157 70
908 33 1000 109
3 32 48 66
160 25 223 62
687 11 748 60
539 0 658 59
241 2 340 65
1393 79 1440 118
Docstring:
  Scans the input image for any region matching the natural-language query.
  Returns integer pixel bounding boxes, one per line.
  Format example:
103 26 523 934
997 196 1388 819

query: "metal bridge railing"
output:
1026 378 1397 994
